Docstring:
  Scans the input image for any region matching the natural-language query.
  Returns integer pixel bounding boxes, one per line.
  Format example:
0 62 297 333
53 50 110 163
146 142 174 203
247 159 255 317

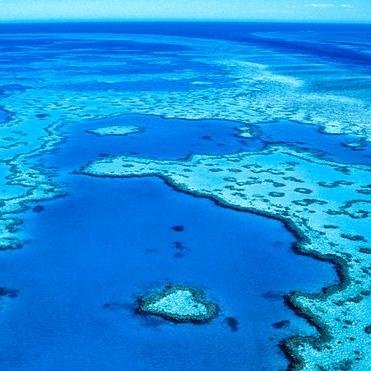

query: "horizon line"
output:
1 19 371 25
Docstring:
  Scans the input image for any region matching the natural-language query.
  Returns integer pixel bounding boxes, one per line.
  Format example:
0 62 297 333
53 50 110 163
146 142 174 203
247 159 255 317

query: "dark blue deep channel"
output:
52 113 371 166
0 114 341 370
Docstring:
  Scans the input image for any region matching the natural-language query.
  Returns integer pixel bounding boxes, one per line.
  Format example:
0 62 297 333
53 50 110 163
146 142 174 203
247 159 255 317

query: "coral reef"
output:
137 285 219 323
1 31 370 369
1 33 370 250
81 147 371 370
87 125 140 136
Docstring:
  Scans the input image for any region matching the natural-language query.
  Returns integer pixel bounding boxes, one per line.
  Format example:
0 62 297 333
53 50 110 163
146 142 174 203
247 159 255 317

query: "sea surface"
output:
0 22 370 370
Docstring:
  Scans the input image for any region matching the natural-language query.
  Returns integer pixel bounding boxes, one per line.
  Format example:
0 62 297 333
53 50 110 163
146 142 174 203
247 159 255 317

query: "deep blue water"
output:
0 176 336 371
257 121 371 165
50 114 261 167
0 114 340 370
49 114 370 166
1 22 370 71
0 22 369 371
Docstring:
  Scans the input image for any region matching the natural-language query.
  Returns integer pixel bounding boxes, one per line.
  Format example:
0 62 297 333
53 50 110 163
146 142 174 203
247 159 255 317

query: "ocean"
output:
0 22 369 370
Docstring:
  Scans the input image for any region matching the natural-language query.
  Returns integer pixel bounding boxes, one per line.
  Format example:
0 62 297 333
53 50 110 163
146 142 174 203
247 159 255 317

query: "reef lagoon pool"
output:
0 113 339 370
48 113 370 167
0 174 336 371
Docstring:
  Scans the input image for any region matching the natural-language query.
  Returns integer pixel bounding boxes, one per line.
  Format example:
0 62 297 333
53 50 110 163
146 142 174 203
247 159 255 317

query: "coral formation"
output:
81 147 371 370
1 31 370 369
137 285 219 323
87 125 140 137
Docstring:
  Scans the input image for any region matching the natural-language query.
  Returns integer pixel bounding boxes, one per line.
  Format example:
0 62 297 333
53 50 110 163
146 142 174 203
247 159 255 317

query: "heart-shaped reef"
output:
137 285 219 323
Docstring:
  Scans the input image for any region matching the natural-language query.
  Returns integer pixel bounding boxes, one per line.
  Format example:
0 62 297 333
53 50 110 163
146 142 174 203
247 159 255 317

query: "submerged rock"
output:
171 225 184 232
35 113 50 119
0 287 18 298
32 205 45 213
272 320 290 329
137 285 219 323
224 316 239 332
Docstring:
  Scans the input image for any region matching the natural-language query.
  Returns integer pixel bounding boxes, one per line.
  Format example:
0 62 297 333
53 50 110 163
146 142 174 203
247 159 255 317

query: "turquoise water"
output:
0 23 370 370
